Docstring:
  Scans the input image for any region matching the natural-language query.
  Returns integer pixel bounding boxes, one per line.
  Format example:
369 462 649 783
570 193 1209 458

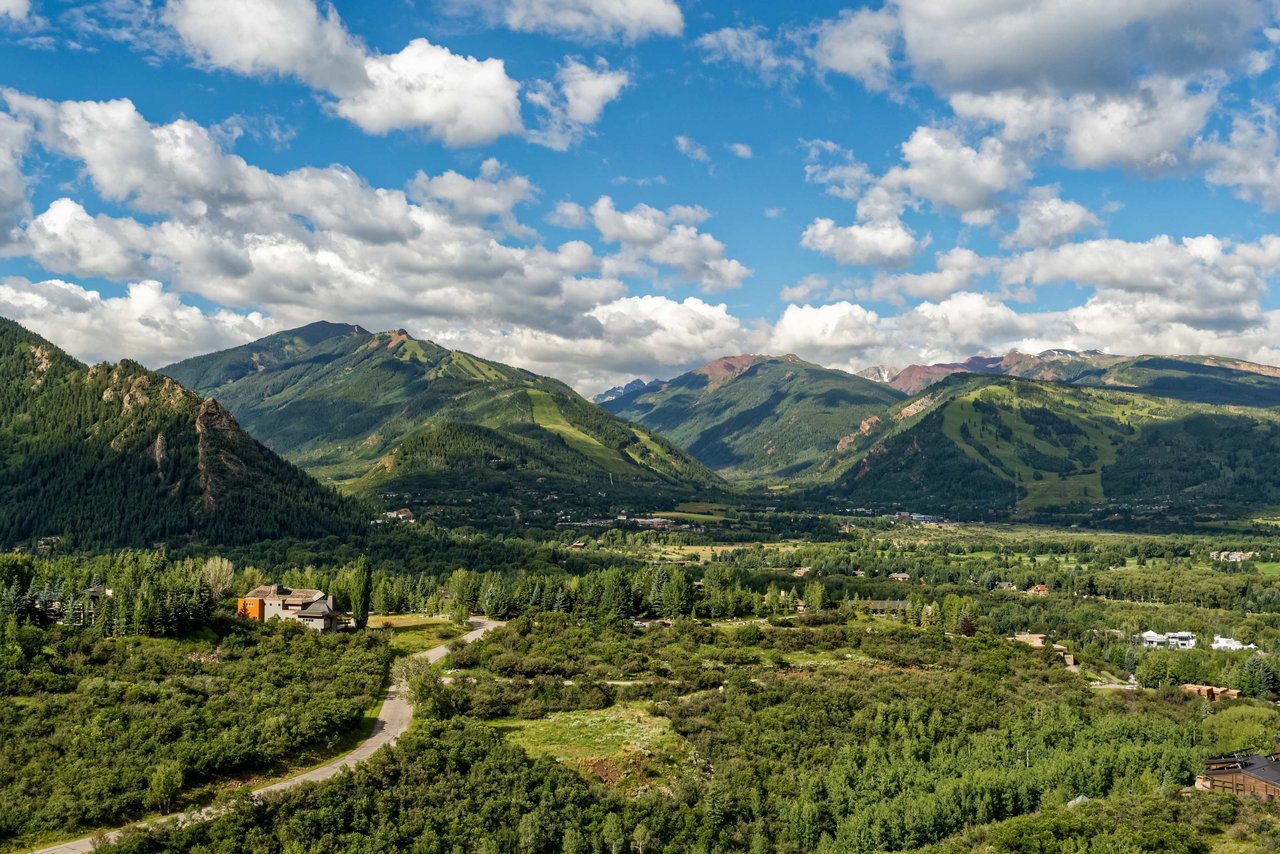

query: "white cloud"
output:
0 110 31 251
1003 186 1101 248
883 126 1028 221
674 134 709 163
1196 106 1280 210
728 142 753 159
801 217 922 268
407 158 537 238
695 25 803 86
546 200 588 228
492 0 683 42
591 196 751 292
779 273 828 302
809 8 898 91
0 0 29 20
801 139 871 200
166 0 522 146
859 247 992 303
894 0 1262 94
527 57 629 150
0 277 277 366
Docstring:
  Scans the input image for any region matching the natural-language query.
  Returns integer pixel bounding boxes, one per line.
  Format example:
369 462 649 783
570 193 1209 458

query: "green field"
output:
492 704 699 795
528 389 634 474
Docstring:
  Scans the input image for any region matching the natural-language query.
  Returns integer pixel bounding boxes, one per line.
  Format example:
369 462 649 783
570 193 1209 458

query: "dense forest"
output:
0 319 361 549
96 612 1280 853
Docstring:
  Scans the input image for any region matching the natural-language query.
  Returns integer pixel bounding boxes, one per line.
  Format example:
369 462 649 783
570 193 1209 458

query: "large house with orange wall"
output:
237 584 345 632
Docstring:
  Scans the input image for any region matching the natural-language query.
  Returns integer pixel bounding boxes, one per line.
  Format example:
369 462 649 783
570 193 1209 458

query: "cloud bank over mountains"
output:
2 0 1280 392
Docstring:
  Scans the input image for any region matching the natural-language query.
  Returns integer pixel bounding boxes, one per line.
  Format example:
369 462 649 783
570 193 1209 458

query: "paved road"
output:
30 619 502 854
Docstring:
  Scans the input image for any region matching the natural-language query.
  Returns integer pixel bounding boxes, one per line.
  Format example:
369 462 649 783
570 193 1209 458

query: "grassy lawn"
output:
370 613 462 656
492 705 699 795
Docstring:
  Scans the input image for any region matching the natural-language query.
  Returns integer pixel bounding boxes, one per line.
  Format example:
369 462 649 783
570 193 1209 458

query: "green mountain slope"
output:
162 324 719 513
817 374 1280 521
0 318 359 548
602 354 905 480
884 349 1280 407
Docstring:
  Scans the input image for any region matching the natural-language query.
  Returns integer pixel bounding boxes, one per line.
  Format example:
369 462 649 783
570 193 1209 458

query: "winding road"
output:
29 619 503 854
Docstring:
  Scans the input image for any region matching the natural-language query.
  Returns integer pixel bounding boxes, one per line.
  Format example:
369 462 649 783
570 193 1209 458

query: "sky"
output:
2 1 1280 394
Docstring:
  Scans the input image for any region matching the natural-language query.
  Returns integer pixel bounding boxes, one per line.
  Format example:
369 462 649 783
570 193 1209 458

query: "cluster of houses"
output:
1210 550 1258 562
1134 631 1258 651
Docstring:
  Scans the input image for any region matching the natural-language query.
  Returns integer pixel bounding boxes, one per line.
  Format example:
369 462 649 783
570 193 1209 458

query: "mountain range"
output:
877 349 1280 404
601 354 903 481
10 307 1280 543
162 323 718 520
0 318 358 548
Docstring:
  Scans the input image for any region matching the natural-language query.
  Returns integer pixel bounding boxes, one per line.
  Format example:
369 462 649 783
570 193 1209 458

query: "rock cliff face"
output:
0 316 358 547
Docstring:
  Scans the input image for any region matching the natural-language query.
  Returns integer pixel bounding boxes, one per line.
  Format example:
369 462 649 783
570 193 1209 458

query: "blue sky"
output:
1 0 1280 392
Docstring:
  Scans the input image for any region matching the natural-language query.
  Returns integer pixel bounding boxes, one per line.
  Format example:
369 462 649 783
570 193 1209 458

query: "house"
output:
1213 635 1259 652
1182 684 1242 702
888 572 911 582
1138 630 1167 649
383 508 415 522
1197 739 1280 799
237 584 346 632
994 581 1017 591
1026 584 1050 597
1135 630 1198 649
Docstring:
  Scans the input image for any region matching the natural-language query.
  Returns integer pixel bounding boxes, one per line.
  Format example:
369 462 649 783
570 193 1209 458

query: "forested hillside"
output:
817 375 1280 521
163 323 719 515
0 318 359 548
602 354 904 480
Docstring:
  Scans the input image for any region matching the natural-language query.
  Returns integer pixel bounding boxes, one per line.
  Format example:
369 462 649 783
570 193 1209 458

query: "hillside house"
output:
888 572 911 582
1198 739 1280 799
237 584 346 632
994 581 1017 591
1026 584 1050 596
1212 635 1259 652
1136 630 1198 650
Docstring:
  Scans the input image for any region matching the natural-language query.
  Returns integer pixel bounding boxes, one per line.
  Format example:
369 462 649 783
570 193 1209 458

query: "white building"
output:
1211 635 1259 652
1136 630 1197 650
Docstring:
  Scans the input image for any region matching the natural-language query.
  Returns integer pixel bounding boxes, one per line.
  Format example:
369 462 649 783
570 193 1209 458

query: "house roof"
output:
1203 754 1280 786
242 584 325 605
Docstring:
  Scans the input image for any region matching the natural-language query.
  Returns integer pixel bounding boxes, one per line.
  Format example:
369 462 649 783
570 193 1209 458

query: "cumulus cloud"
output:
801 217 922 268
1195 106 1280 210
407 158 537 238
527 57 629 150
165 0 522 146
858 247 992 303
591 196 752 292
882 126 1028 222
0 276 277 366
695 26 803 86
0 110 31 251
809 8 899 91
454 0 683 42
728 143 753 159
779 273 828 303
0 0 29 20
1003 186 1101 248
546 200 588 228
894 0 1261 94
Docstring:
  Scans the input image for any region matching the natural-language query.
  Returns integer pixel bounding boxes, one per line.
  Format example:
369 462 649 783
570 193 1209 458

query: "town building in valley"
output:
237 584 346 632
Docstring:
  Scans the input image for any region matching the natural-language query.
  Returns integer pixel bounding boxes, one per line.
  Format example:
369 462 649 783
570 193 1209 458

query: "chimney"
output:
327 595 335 609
